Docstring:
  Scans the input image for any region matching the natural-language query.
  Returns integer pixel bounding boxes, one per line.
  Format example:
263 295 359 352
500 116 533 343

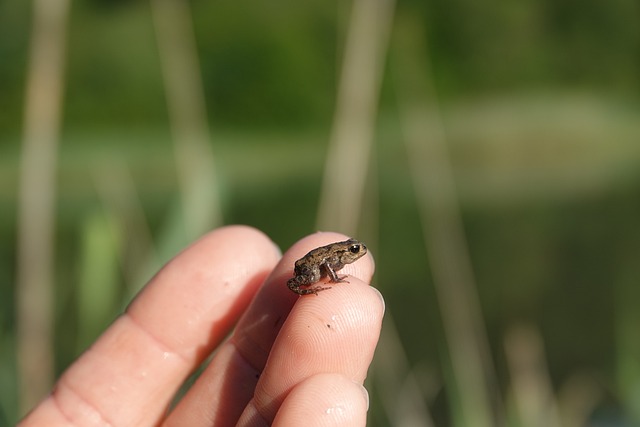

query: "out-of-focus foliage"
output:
1 0 638 131
2 0 640 425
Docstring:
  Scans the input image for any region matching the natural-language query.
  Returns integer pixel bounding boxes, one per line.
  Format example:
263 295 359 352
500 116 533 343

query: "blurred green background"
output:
2 0 640 425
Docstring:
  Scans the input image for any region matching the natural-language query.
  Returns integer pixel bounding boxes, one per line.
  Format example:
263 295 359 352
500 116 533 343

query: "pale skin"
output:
19 225 383 427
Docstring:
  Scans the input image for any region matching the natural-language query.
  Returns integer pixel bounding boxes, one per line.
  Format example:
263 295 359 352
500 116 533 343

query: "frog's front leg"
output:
324 263 349 283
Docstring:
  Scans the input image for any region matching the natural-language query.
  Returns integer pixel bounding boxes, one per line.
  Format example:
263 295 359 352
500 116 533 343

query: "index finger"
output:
237 234 382 424
19 225 280 427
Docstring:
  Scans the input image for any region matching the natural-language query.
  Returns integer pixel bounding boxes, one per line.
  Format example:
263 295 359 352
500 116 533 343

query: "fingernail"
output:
271 241 283 257
371 287 385 315
356 382 370 409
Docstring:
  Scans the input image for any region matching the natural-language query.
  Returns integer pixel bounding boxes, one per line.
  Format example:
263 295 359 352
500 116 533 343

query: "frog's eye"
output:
349 244 361 254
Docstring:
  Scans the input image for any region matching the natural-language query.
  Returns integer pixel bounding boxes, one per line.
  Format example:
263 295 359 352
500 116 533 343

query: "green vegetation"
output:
2 0 640 425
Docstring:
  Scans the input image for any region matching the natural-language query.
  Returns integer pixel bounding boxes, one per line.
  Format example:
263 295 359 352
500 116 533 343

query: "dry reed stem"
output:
316 0 395 235
557 374 602 427
394 14 500 427
504 324 561 427
375 316 436 427
151 0 222 239
16 0 70 414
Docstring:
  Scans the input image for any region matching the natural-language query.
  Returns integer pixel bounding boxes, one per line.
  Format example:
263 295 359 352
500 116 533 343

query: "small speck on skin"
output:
325 405 346 416
327 324 331 328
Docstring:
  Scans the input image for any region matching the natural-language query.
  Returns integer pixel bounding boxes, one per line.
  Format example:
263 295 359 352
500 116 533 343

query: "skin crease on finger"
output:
18 229 380 427
244 280 383 424
272 373 369 426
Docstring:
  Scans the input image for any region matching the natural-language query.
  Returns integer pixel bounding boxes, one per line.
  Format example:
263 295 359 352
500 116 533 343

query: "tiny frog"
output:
287 239 367 295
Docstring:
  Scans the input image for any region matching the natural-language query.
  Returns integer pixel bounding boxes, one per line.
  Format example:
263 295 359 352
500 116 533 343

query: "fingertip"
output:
273 373 369 426
197 224 282 262
127 224 281 362
289 277 384 336
249 276 383 422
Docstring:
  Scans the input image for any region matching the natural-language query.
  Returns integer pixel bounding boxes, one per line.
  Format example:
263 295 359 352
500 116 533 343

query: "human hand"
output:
19 225 383 426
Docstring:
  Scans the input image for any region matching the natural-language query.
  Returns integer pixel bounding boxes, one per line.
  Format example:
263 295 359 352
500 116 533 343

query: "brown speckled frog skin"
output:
287 239 367 296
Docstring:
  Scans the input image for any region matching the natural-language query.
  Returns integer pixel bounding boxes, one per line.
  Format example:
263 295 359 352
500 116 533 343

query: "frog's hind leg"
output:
292 285 332 296
301 285 332 295
288 278 331 295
